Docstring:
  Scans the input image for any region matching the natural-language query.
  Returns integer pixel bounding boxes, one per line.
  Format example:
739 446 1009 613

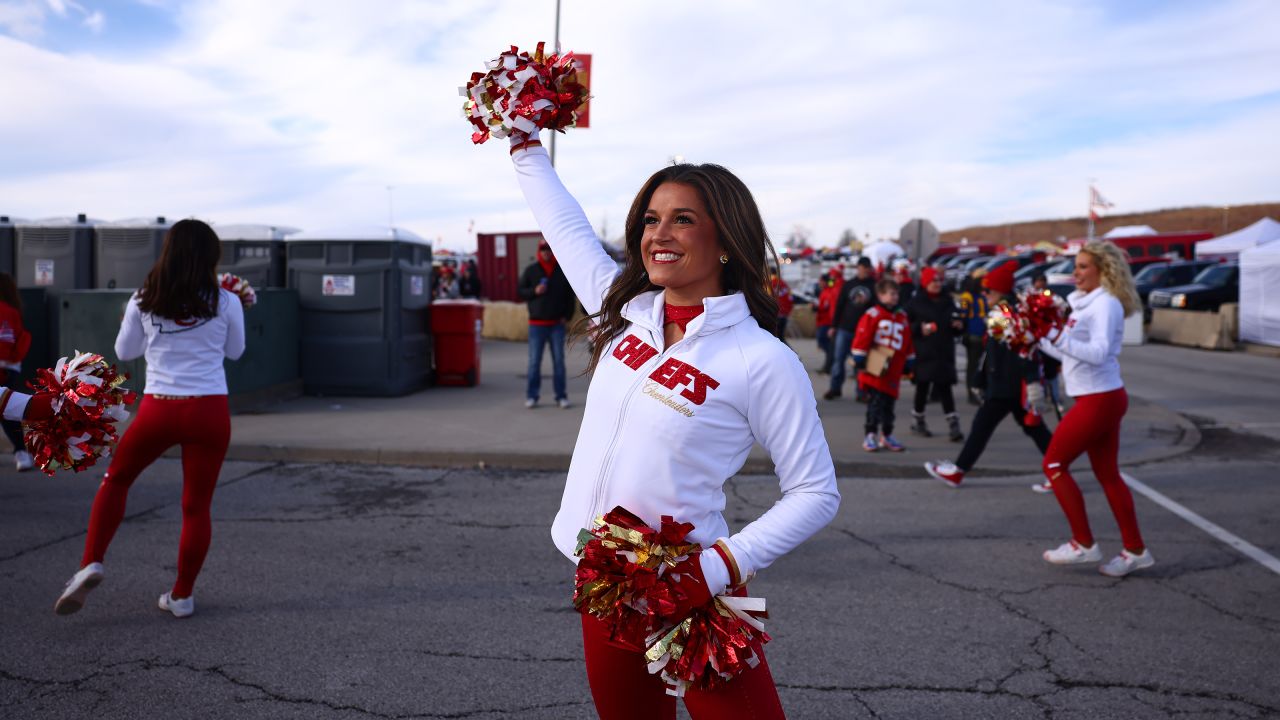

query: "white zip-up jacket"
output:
513 144 840 585
1038 287 1125 397
115 289 246 396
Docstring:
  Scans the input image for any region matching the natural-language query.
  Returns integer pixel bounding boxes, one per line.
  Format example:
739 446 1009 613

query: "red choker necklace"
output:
664 303 705 332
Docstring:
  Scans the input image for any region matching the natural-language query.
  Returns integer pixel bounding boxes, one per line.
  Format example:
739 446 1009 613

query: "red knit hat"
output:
921 266 940 287
982 261 1016 294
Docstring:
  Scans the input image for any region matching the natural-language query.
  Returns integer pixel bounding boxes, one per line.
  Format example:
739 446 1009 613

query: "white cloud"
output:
82 8 102 32
1 0 1278 250
0 1 46 38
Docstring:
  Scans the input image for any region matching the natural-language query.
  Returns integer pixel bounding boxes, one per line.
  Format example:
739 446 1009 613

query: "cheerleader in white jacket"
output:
509 131 839 717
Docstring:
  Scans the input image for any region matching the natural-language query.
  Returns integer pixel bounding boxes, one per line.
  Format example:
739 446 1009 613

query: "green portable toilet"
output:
285 225 433 396
95 216 172 289
0 216 21 277
16 215 99 289
215 223 298 289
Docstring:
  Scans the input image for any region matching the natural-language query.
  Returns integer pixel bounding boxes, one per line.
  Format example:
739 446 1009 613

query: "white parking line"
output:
1123 472 1280 577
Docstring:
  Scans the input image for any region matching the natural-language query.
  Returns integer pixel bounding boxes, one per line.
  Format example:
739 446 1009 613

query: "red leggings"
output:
581 611 786 719
1042 388 1146 553
81 395 231 598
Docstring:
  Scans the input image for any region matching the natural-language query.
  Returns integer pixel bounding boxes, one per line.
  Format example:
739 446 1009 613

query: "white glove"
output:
698 550 731 598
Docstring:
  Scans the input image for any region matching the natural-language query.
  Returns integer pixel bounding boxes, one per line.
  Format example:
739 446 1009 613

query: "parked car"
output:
946 255 993 290
1134 259 1217 305
1149 262 1239 312
1013 259 1060 290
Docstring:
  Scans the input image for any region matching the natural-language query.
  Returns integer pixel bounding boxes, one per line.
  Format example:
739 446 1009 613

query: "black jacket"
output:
833 276 877 331
906 290 961 384
458 274 482 299
974 297 1041 400
517 261 576 322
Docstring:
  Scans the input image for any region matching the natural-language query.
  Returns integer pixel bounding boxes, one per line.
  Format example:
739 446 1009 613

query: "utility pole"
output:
549 0 562 167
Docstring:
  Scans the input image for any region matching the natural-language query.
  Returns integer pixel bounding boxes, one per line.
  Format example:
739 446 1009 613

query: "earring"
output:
719 253 729 265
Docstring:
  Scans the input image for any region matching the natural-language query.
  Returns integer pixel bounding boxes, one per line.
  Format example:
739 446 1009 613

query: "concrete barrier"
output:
1148 303 1238 351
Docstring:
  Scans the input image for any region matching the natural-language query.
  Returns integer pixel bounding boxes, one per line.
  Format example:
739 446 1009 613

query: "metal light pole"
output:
549 0 562 167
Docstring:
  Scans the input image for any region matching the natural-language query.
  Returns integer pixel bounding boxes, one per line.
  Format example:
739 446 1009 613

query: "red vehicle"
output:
1066 231 1215 261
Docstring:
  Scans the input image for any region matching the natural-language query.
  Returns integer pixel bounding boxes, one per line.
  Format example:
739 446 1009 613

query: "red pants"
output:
81 395 231 598
580 611 786 719
1042 388 1146 552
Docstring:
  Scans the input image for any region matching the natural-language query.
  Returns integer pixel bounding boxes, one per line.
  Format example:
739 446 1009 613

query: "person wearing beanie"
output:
924 260 1053 488
905 266 965 441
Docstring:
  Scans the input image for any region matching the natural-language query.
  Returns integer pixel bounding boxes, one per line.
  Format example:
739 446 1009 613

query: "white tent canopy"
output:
1102 225 1157 238
1195 217 1280 260
1239 238 1280 347
861 240 905 269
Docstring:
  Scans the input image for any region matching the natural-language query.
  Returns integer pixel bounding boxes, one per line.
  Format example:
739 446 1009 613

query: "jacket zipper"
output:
586 330 685 526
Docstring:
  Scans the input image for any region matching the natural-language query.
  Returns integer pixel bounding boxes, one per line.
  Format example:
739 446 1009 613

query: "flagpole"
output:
549 0 561 168
1086 183 1095 241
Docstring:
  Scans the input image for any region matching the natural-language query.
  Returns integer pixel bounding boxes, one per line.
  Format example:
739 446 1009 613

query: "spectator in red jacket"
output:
0 273 33 471
770 272 793 344
814 269 843 374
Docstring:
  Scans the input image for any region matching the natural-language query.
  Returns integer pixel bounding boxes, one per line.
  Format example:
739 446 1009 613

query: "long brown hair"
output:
574 163 779 372
137 219 222 320
0 273 21 312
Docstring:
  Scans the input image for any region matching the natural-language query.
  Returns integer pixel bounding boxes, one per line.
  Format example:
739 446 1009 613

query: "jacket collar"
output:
622 290 752 339
1068 286 1106 311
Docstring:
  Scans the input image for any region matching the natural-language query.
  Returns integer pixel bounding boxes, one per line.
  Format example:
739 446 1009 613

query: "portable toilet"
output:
285 225 433 396
95 216 172 289
16 214 98 289
215 223 298 289
0 216 21 278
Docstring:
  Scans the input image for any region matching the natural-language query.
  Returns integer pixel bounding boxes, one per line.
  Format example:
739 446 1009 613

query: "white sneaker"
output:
14 449 34 472
924 460 964 489
1043 540 1102 565
1099 549 1155 578
54 563 104 615
1031 480 1054 494
557 398 571 409
158 592 195 618
524 398 537 409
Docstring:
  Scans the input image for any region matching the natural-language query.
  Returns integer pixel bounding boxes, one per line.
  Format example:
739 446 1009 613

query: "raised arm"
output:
510 138 621 317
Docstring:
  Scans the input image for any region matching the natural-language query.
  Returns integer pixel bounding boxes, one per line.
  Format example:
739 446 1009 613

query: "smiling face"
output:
641 182 725 305
1075 251 1102 292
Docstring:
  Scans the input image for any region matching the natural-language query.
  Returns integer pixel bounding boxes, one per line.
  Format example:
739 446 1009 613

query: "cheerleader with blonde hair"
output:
1038 241 1153 577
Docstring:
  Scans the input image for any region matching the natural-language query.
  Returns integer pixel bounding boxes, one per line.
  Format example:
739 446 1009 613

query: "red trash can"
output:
431 299 484 386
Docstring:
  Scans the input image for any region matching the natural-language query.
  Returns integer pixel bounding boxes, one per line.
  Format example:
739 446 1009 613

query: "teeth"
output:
653 252 681 261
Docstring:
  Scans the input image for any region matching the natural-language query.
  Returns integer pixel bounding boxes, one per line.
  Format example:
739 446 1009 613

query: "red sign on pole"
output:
574 54 592 129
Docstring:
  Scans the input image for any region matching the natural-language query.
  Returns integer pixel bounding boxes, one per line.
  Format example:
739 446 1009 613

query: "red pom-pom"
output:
460 42 589 145
219 273 257 309
573 506 770 695
23 352 136 475
985 290 1067 358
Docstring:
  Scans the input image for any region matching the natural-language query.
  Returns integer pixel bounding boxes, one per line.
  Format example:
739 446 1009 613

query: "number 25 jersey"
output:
851 304 915 398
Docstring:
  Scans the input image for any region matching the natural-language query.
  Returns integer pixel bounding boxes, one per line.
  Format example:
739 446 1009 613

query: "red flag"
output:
574 54 592 129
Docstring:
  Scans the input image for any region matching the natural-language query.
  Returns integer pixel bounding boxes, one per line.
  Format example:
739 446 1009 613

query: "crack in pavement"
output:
1154 577 1280 634
1 658 591 719
831 526 1280 717
413 649 579 664
0 462 284 565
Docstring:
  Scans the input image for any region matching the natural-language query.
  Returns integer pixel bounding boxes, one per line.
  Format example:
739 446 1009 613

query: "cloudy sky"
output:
2 0 1277 250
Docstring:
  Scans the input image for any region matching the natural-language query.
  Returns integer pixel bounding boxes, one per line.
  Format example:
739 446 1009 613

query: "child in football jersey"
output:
852 278 915 452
